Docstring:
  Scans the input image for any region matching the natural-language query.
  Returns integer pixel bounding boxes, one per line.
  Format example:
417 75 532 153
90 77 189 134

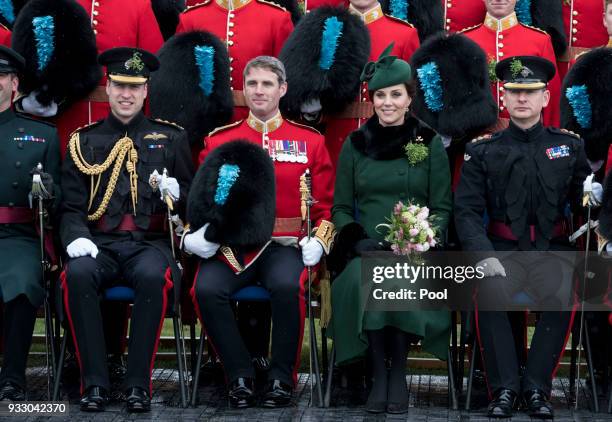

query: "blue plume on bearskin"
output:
187 140 276 248
194 45 215 96
32 15 53 71
565 85 592 129
319 16 343 70
0 0 14 24
515 0 532 25
214 164 240 205
416 62 443 112
389 0 407 21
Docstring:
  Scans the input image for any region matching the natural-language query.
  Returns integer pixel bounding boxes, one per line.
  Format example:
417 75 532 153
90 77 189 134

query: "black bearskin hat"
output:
379 0 443 42
11 0 101 108
149 30 233 148
561 48 612 162
187 140 276 248
279 6 370 120
151 0 185 41
410 32 497 139
529 0 567 58
599 171 612 243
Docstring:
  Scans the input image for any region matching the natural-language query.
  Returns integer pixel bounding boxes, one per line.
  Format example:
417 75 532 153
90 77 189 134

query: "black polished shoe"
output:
487 388 517 418
228 377 256 409
523 389 554 419
0 382 25 401
126 386 151 413
262 379 293 408
79 386 109 412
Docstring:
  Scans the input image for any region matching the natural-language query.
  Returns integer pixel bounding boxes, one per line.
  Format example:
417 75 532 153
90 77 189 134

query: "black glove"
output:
354 238 384 256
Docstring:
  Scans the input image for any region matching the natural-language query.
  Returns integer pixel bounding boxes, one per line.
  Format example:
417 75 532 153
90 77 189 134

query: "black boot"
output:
487 388 517 418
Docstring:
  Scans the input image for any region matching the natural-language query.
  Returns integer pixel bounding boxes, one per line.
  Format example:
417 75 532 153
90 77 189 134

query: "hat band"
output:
503 82 547 90
108 74 148 84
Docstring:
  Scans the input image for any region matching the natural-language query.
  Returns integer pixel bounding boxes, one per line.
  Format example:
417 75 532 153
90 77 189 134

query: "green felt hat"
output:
360 42 412 91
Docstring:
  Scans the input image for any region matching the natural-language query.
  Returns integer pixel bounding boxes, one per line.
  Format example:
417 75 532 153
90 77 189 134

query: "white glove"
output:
20 91 58 117
476 257 506 278
184 223 220 259
150 170 180 202
299 237 324 267
583 174 603 207
66 237 99 259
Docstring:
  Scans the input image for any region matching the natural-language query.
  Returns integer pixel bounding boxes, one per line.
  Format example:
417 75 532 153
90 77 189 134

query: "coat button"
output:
15 161 21 168
18 127 24 133
12 182 18 188
17 142 24 149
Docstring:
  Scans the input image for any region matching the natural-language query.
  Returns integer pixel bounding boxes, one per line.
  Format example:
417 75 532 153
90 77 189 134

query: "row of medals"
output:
263 138 308 163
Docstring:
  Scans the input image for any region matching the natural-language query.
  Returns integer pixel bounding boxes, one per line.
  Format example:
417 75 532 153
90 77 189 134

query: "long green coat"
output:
0 108 61 307
326 116 452 365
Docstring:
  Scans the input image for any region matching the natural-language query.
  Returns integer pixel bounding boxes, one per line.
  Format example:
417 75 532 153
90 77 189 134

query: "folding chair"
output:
52 284 189 407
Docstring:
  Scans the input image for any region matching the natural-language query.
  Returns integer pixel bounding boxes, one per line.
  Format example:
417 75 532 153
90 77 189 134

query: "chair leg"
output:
321 327 328 380
464 337 477 411
309 315 323 407
190 321 197 376
191 328 205 408
172 315 188 408
323 345 335 408
52 329 68 401
570 319 578 402
447 347 458 410
583 319 599 413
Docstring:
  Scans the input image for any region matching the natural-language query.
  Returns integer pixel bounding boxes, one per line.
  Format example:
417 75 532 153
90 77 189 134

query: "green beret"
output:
360 42 412 91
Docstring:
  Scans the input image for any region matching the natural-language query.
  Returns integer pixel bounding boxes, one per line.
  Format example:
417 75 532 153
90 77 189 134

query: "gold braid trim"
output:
68 132 139 221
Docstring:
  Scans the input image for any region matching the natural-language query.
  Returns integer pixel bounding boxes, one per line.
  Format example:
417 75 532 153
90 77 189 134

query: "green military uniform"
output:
0 109 60 307
326 114 453 365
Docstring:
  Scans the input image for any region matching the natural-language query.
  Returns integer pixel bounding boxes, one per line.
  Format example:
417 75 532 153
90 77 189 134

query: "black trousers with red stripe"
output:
476 240 575 396
62 240 169 393
193 244 305 387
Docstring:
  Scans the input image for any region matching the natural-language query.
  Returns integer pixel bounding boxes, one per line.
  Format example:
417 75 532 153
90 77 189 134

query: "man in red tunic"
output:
462 0 561 127
176 0 294 121
186 56 334 408
559 0 608 78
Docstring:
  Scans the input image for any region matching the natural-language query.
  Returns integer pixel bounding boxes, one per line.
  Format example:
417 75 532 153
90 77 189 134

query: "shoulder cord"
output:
68 132 139 221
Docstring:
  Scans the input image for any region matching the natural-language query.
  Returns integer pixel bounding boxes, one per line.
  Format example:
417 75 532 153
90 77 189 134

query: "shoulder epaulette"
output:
287 119 322 135
470 133 492 143
182 0 212 13
549 127 581 139
69 120 103 138
520 23 548 35
0 23 8 31
470 132 502 145
14 113 56 128
459 23 482 33
384 14 414 27
153 118 184 130
207 120 243 137
256 0 287 11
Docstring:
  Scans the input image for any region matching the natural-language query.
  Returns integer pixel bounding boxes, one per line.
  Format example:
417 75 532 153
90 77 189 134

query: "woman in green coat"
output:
326 46 452 414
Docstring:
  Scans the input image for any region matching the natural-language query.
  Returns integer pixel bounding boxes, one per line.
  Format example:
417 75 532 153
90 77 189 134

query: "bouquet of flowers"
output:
377 201 438 256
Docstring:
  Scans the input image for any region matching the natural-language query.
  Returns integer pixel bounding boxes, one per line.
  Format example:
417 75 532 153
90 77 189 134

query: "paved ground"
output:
3 366 612 421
